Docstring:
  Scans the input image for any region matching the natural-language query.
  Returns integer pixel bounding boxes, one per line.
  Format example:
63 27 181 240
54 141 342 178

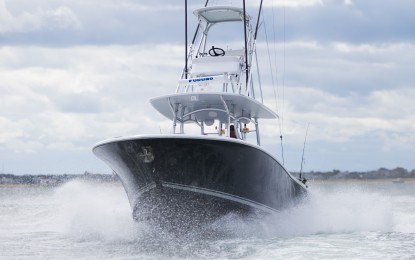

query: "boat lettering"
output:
188 77 214 83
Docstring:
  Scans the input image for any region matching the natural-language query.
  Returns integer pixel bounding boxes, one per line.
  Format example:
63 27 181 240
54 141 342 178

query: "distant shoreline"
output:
292 167 415 181
309 178 415 184
1 167 414 186
0 172 119 186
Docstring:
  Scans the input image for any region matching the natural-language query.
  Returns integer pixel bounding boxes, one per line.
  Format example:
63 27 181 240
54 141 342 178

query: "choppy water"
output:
1 179 414 259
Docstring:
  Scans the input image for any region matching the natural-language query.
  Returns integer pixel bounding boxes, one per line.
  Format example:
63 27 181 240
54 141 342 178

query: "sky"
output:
0 0 414 175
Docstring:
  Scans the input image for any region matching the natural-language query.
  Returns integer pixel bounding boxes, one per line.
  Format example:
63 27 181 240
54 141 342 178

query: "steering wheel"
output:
208 46 225 57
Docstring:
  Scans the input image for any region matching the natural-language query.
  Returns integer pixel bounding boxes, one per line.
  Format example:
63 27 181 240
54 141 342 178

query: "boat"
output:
392 178 405 183
93 1 308 230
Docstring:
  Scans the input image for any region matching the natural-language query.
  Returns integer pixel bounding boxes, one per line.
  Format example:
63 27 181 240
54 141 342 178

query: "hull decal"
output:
161 181 277 213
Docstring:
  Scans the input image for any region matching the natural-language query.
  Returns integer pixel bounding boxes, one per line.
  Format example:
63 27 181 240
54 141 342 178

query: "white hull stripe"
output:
161 181 277 213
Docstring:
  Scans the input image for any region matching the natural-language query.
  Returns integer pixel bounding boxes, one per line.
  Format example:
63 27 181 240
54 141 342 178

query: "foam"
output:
53 180 140 241
209 186 395 238
52 181 397 241
266 186 394 237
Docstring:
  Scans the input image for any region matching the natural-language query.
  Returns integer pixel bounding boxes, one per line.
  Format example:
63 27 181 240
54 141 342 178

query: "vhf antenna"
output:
299 123 310 187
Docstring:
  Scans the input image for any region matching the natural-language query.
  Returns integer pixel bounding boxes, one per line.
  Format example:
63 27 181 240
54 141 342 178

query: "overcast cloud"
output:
0 0 414 174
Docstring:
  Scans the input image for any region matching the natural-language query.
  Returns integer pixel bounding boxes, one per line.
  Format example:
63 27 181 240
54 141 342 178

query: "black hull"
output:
93 136 306 229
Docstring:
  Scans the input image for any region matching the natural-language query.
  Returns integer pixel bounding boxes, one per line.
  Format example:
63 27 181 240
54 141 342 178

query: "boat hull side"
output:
93 137 306 224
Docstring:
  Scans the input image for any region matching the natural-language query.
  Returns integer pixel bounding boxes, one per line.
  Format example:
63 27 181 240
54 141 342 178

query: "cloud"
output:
261 0 323 8
2 38 414 172
0 0 414 173
344 0 353 6
0 0 80 33
0 0 191 46
255 41 415 97
267 0 415 44
2 0 413 46
0 117 24 144
0 44 181 157
259 85 415 151
259 85 415 171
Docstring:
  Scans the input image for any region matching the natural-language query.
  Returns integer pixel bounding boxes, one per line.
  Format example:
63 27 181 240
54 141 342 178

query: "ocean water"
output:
1 179 414 259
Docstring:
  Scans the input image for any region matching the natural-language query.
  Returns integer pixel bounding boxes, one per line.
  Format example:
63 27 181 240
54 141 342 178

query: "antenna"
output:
299 123 310 185
254 0 264 40
184 0 188 79
242 0 249 86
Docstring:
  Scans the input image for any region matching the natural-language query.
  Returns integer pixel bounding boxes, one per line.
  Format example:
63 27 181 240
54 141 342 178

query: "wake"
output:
52 180 397 242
